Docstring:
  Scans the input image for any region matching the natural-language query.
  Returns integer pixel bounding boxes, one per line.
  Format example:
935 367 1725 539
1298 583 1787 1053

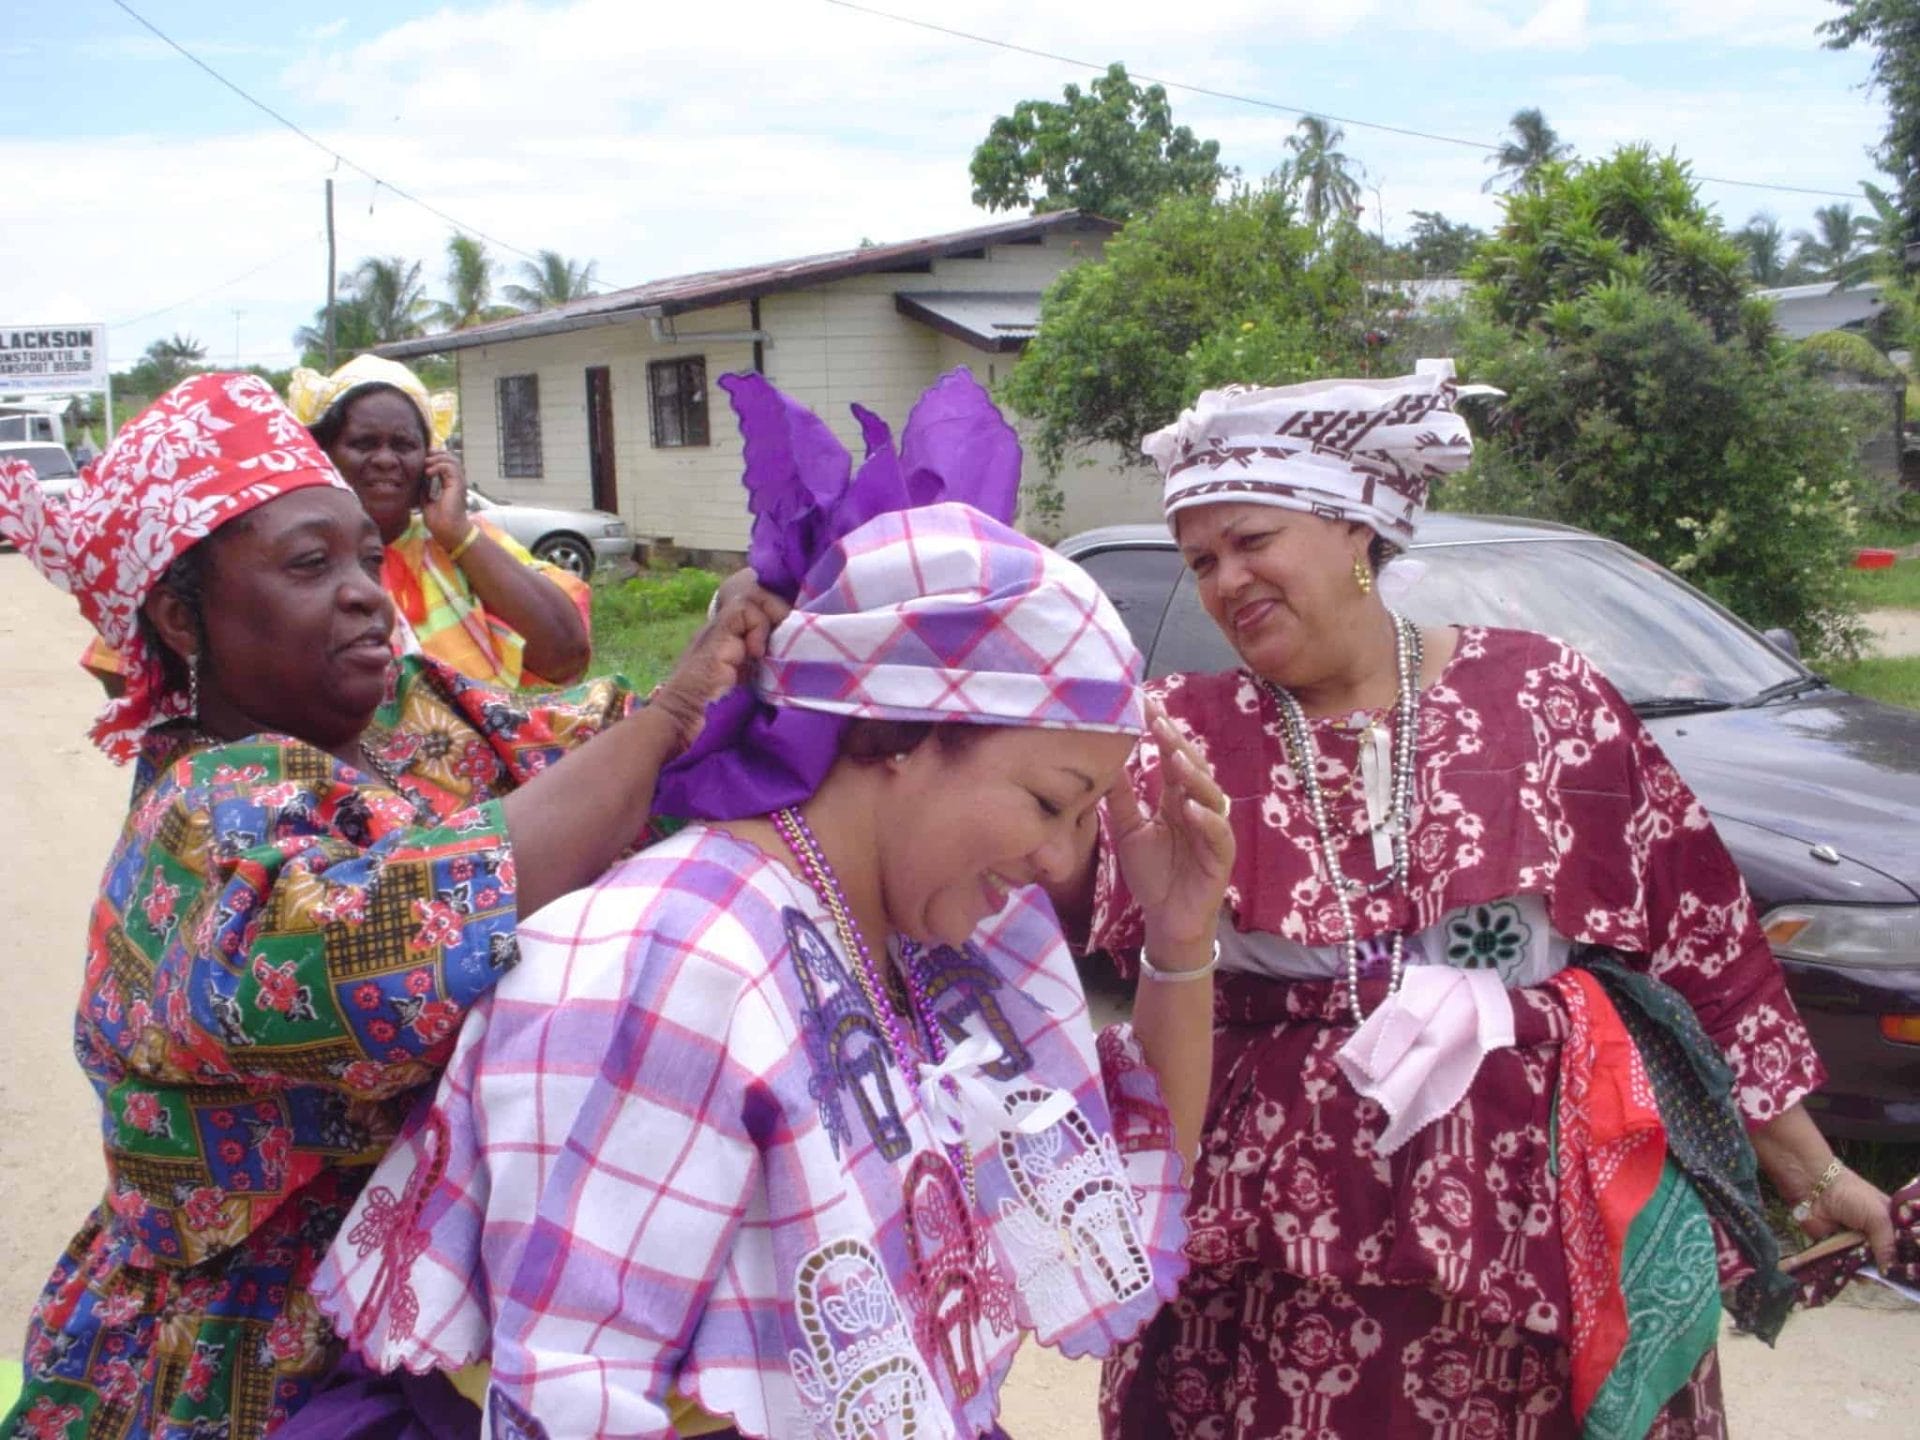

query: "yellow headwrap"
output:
286 355 458 448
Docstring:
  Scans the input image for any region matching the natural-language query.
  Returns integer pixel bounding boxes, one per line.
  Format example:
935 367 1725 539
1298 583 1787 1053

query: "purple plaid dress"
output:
313 826 1188 1438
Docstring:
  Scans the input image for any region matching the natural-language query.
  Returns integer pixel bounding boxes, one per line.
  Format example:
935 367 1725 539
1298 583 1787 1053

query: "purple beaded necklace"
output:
771 806 978 1201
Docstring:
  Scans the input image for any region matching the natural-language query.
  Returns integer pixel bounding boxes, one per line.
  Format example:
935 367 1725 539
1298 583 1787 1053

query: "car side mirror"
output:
1762 627 1801 661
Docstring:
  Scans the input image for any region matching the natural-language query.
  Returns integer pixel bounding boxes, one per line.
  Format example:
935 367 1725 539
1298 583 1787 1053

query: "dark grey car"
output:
1061 514 1920 1140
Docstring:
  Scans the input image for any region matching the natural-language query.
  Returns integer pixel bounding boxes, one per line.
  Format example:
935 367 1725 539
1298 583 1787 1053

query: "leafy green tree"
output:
435 234 514 330
1403 211 1486 275
1003 186 1368 472
969 63 1226 221
1823 1 1920 260
1457 150 1864 653
1470 145 1755 341
1483 107 1573 194
1793 202 1881 283
1277 116 1363 233
504 250 600 311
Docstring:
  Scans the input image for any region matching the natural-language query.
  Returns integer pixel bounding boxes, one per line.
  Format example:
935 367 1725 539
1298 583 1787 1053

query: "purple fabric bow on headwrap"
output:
653 367 1023 820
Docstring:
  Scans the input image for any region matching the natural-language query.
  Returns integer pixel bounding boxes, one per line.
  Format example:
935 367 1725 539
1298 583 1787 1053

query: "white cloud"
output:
0 0 1884 377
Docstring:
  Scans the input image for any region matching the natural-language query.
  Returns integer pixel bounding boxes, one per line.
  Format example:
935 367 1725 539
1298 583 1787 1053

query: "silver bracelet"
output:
1139 938 1221 983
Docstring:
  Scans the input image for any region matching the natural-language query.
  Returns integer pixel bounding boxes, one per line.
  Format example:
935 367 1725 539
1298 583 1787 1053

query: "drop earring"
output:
1353 557 1374 596
187 651 201 720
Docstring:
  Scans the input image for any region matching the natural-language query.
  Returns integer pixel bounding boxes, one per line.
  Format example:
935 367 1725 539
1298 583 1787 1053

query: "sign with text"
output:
0 324 108 393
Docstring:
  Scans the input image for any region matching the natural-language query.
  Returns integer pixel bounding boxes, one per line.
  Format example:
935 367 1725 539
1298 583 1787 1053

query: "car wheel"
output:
534 534 594 578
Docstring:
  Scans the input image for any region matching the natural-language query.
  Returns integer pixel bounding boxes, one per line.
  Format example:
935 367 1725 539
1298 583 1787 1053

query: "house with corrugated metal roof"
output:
376 211 1161 564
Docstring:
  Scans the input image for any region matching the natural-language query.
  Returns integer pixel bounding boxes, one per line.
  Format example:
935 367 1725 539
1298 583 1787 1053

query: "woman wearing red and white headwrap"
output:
1055 362 1902 1439
0 374 782 1440
311 370 1232 1440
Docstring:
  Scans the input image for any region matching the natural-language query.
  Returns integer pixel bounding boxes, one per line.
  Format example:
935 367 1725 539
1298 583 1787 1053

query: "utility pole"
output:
325 177 337 369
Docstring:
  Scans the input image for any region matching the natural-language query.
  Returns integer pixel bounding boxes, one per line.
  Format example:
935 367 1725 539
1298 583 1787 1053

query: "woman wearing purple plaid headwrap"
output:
313 370 1234 1440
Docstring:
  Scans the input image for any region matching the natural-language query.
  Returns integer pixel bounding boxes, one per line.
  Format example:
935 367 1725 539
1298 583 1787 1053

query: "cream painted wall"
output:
454 229 1155 556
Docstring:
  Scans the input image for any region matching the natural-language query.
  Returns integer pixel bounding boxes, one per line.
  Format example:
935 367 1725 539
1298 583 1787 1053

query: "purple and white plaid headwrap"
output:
653 369 1141 821
758 501 1144 733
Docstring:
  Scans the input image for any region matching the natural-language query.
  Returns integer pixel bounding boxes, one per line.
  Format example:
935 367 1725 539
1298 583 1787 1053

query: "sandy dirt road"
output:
1 549 1916 1435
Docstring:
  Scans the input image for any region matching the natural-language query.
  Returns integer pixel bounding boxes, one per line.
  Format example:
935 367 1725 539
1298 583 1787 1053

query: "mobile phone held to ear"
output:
427 472 444 503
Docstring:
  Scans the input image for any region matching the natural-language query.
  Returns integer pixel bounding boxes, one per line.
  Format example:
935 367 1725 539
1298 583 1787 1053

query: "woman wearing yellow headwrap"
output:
287 355 593 687
80 357 593 692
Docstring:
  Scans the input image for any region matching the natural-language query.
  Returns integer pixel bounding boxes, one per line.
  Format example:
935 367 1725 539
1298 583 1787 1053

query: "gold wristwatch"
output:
1790 1158 1846 1226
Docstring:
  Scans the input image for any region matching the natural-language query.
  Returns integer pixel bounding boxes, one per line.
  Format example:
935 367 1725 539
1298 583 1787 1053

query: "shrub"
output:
1456 286 1865 657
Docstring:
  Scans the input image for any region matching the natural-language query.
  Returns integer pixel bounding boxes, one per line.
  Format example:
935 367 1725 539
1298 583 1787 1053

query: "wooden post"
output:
325 178 338 369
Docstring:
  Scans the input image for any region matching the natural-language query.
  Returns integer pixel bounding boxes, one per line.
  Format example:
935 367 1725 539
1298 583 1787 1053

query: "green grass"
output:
586 569 721 691
1845 558 1920 611
1827 655 1920 710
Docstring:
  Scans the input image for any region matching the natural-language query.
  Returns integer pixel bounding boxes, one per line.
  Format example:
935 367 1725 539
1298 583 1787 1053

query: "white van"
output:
0 403 67 446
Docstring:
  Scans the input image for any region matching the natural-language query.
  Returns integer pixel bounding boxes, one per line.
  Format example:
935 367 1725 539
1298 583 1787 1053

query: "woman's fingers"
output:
1104 762 1151 844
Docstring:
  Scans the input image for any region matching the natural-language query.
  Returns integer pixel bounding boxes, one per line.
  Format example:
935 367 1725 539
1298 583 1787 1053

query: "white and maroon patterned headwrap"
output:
757 501 1145 735
0 374 348 761
1144 359 1495 545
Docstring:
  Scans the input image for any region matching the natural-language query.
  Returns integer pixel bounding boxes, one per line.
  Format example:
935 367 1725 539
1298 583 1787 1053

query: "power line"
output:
107 0 611 286
822 0 1863 203
108 242 314 330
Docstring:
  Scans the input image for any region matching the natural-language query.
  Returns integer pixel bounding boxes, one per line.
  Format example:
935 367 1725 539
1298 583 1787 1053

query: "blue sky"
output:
0 1 1888 379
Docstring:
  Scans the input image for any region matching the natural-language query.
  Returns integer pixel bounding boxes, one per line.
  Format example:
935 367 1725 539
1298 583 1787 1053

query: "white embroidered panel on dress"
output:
994 1097 1154 1339
788 1236 951 1440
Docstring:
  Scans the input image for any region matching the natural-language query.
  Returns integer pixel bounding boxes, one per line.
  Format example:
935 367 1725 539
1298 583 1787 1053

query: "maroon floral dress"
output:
1091 627 1824 1440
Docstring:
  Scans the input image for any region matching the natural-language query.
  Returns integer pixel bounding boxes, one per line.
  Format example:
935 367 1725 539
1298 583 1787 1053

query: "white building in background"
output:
377 212 1159 565
1755 281 1887 340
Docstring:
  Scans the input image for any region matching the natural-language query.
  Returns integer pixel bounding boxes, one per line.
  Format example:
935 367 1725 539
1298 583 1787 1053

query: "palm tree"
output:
144 333 207 388
348 256 431 343
1737 213 1790 287
1282 116 1363 233
1792 203 1879 285
1484 107 1573 194
292 298 380 367
434 234 505 331
503 250 600 311
1861 181 1904 269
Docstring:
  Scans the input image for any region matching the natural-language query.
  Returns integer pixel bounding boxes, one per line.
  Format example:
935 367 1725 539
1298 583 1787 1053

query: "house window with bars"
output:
648 357 710 448
497 374 543 478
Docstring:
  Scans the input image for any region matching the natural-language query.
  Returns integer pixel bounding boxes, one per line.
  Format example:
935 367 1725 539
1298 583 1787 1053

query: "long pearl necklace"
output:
1265 613 1422 1026
771 807 978 1201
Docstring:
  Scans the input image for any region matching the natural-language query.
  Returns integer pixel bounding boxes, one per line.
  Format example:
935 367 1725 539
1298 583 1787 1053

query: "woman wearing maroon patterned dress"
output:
1064 363 1903 1438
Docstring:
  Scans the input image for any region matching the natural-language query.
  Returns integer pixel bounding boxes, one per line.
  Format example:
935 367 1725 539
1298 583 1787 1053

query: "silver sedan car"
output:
467 487 632 577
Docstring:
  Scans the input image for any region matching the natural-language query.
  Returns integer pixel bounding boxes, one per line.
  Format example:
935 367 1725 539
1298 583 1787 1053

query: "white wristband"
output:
1139 939 1221 983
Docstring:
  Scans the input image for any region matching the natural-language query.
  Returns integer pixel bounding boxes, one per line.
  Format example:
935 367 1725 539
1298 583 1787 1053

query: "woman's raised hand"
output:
1108 702 1236 955
649 571 792 753
420 449 472 550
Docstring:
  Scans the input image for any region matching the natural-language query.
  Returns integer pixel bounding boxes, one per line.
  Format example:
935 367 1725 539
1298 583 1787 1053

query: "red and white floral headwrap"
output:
1144 359 1496 545
0 373 348 761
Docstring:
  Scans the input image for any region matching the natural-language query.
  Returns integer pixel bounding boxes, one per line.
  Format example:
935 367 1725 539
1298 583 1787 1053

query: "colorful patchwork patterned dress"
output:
4 657 633 1440
1090 628 1826 1440
313 826 1191 1439
379 516 592 689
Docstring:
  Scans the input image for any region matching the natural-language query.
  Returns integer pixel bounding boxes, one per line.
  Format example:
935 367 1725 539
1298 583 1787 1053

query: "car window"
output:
1073 546 1186 662
6 446 76 481
1151 570 1241 680
1385 540 1801 704
1144 537 1802 705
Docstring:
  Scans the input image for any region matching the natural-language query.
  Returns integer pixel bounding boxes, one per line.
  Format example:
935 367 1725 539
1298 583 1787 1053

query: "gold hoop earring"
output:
1353 557 1374 596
